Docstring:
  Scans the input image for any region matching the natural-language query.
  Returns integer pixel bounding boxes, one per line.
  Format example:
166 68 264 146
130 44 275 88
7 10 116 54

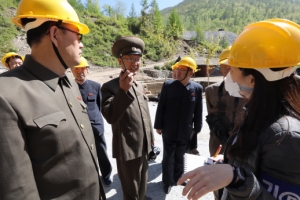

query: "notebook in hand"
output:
184 153 214 173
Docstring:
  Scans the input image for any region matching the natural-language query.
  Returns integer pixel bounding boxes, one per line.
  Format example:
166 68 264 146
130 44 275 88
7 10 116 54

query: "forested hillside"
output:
162 0 300 33
1 0 300 67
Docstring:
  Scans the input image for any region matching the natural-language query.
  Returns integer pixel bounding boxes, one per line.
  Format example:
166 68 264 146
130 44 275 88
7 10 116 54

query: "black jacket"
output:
78 79 104 134
222 116 300 199
154 80 203 141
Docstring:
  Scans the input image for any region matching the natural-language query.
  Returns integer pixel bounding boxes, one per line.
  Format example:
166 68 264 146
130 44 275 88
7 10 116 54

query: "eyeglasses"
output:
122 57 141 63
57 26 83 41
174 68 188 72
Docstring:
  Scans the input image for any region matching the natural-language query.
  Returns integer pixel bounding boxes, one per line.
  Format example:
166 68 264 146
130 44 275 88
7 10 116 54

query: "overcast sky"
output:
82 0 183 16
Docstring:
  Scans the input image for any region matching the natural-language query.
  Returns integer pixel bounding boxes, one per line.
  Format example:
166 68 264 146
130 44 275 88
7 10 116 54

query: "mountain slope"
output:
161 0 300 33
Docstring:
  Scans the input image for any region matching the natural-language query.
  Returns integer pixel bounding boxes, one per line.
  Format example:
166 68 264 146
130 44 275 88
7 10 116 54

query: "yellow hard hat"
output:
74 57 89 68
172 56 198 72
171 62 178 70
1 52 24 67
228 18 300 68
219 46 231 64
12 0 89 34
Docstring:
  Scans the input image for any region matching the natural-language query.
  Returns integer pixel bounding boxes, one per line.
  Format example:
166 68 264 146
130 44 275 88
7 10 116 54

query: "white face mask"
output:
224 72 243 98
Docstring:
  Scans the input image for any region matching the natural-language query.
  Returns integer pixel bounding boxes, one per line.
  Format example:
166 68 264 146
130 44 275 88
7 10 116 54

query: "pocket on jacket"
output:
87 96 96 110
34 111 66 128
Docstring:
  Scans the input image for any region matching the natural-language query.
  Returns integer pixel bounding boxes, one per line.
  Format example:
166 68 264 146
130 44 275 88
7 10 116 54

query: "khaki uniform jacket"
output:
101 78 154 161
0 55 105 200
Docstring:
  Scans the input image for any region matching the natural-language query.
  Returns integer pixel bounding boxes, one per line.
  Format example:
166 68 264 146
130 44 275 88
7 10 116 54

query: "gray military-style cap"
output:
111 36 145 58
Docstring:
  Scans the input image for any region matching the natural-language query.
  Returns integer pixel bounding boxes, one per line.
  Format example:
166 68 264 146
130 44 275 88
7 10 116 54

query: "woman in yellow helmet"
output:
178 19 300 199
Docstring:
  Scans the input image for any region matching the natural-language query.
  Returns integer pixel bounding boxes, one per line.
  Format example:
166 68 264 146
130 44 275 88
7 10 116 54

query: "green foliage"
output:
80 15 131 67
68 0 85 12
127 3 140 34
138 0 179 61
161 0 300 34
0 0 19 55
84 0 101 16
219 36 229 49
154 65 161 70
195 35 221 84
194 26 205 45
102 0 127 20
161 58 178 71
150 0 164 34
165 9 183 39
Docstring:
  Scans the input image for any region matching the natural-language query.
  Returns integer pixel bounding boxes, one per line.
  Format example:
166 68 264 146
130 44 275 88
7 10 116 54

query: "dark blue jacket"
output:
154 80 203 141
78 79 104 134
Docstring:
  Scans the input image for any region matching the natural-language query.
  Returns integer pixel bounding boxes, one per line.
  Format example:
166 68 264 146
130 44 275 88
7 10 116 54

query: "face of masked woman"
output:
224 67 254 99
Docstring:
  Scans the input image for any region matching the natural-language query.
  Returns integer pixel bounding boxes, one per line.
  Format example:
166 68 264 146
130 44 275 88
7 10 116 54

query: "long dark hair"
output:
227 68 300 159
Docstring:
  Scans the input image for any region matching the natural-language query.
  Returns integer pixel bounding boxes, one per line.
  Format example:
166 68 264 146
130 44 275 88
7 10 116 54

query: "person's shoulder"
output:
102 77 119 88
0 66 29 82
87 79 101 87
205 81 223 91
165 79 176 85
101 77 120 90
190 81 203 89
272 116 300 133
261 116 300 142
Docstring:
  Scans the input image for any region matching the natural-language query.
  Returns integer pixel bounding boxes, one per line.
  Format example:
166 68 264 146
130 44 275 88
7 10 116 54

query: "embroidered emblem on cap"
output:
132 47 137 51
191 93 195 97
88 93 93 96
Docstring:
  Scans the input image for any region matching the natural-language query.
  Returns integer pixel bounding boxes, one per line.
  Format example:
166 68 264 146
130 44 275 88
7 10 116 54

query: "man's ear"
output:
117 58 124 68
49 26 59 46
5 63 10 69
189 69 194 77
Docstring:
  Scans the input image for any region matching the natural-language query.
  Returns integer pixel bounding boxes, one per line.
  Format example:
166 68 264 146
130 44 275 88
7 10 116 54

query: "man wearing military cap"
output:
101 36 154 200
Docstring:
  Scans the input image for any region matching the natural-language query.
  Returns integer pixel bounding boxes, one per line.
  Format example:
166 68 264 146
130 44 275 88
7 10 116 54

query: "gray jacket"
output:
222 116 300 199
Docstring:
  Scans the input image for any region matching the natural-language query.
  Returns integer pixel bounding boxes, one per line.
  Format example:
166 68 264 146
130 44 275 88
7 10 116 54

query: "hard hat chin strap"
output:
52 42 69 70
178 69 190 82
51 20 69 70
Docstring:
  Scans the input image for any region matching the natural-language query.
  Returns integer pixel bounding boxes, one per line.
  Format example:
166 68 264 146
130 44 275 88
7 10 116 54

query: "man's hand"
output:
119 70 136 92
156 129 162 135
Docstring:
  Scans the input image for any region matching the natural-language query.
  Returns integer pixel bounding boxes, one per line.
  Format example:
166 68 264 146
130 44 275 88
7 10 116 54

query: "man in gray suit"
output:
101 36 154 200
0 0 105 199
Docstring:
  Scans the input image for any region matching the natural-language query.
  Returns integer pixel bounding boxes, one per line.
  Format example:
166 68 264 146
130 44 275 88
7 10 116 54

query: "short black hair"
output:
20 18 60 47
5 55 23 65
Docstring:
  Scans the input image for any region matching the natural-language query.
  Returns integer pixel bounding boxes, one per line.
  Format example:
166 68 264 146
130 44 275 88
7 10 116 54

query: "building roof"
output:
182 30 238 45
195 56 219 65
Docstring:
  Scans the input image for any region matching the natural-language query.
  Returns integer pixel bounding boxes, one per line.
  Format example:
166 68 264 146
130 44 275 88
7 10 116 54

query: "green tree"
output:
195 26 205 45
150 0 163 34
68 0 84 12
85 0 101 16
127 3 140 34
196 35 221 84
165 9 183 39
0 0 19 55
219 36 229 49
